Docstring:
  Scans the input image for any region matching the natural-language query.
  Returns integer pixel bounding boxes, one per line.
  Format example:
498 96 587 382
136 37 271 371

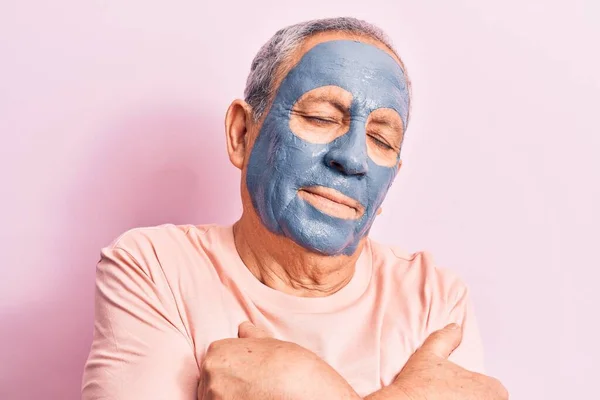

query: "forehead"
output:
274 40 410 125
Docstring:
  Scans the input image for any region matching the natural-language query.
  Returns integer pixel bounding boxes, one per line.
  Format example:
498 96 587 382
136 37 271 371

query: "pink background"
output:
1 1 598 399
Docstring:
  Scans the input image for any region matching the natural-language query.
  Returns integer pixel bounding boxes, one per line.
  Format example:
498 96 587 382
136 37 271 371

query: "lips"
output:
297 186 365 220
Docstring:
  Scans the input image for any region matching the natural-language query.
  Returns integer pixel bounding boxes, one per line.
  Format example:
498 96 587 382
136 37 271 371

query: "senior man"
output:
82 17 507 400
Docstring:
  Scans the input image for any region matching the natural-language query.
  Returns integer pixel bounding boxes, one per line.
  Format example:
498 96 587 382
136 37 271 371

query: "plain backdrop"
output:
1 1 598 399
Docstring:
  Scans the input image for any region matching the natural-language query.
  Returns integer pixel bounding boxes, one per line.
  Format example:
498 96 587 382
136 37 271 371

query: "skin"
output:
226 31 403 297
245 39 408 256
199 322 361 400
217 31 509 399
199 322 508 400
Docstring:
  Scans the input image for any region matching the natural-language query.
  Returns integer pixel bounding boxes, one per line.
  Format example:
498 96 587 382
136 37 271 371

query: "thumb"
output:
238 321 270 339
418 323 463 359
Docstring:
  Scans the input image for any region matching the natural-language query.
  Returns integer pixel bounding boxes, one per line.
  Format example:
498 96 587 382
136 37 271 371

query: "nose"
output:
323 121 369 176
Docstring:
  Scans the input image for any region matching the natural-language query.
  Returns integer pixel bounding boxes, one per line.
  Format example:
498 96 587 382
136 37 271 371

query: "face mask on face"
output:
246 40 410 256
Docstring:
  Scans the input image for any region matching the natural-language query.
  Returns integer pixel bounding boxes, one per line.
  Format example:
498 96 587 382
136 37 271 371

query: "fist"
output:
393 324 509 400
198 322 360 400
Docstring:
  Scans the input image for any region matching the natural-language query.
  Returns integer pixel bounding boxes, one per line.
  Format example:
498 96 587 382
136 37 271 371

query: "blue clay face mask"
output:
246 40 410 256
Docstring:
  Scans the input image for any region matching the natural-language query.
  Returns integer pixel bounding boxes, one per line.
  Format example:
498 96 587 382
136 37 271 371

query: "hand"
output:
391 324 508 400
198 322 361 400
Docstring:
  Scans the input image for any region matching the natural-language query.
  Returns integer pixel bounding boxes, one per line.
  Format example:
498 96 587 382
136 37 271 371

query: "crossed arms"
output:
82 247 507 400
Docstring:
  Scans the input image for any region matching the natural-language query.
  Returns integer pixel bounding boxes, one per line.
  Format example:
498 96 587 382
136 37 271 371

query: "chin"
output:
278 205 365 256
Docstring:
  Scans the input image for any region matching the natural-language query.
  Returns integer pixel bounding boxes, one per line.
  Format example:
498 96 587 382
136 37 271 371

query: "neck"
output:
233 209 365 298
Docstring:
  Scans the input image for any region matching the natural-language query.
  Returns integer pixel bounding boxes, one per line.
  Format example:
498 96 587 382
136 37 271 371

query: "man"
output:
82 17 507 399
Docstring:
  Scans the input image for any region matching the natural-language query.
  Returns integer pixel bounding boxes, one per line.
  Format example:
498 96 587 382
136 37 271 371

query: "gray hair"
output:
244 17 411 125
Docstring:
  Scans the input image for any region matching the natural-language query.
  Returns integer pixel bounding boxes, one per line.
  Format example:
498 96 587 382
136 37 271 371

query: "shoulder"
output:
368 239 479 349
99 223 220 279
108 223 212 252
368 239 469 304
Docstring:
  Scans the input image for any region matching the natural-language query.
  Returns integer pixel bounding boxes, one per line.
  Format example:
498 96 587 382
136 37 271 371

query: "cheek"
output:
272 125 327 169
367 143 400 168
366 164 397 206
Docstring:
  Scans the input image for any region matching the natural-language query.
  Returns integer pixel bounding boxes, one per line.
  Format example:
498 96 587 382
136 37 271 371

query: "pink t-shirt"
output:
82 224 484 399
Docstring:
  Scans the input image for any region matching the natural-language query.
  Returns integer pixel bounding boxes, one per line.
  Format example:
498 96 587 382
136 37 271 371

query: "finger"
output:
238 321 270 339
418 323 463 359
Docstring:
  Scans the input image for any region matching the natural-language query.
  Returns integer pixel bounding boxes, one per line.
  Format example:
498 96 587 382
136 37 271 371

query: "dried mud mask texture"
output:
246 40 410 256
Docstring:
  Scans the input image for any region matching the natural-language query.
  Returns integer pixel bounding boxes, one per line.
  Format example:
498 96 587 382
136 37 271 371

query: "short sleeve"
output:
81 245 199 399
446 283 486 374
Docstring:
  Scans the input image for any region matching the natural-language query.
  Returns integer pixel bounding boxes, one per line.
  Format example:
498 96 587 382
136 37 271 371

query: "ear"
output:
225 99 254 170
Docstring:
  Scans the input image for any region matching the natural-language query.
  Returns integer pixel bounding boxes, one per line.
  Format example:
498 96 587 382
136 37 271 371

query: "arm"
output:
365 282 487 400
82 246 198 399
199 322 362 400
364 386 410 400
365 324 505 400
202 320 504 400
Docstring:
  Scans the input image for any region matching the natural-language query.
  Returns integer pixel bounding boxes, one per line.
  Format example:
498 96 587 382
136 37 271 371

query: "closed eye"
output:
303 115 338 125
368 134 395 151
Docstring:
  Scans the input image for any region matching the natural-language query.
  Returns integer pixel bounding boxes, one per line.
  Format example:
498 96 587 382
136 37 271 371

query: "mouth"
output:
297 186 365 220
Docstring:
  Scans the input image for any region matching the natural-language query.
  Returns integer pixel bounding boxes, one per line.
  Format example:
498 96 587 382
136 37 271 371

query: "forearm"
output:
289 362 363 400
364 385 411 400
289 350 407 400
